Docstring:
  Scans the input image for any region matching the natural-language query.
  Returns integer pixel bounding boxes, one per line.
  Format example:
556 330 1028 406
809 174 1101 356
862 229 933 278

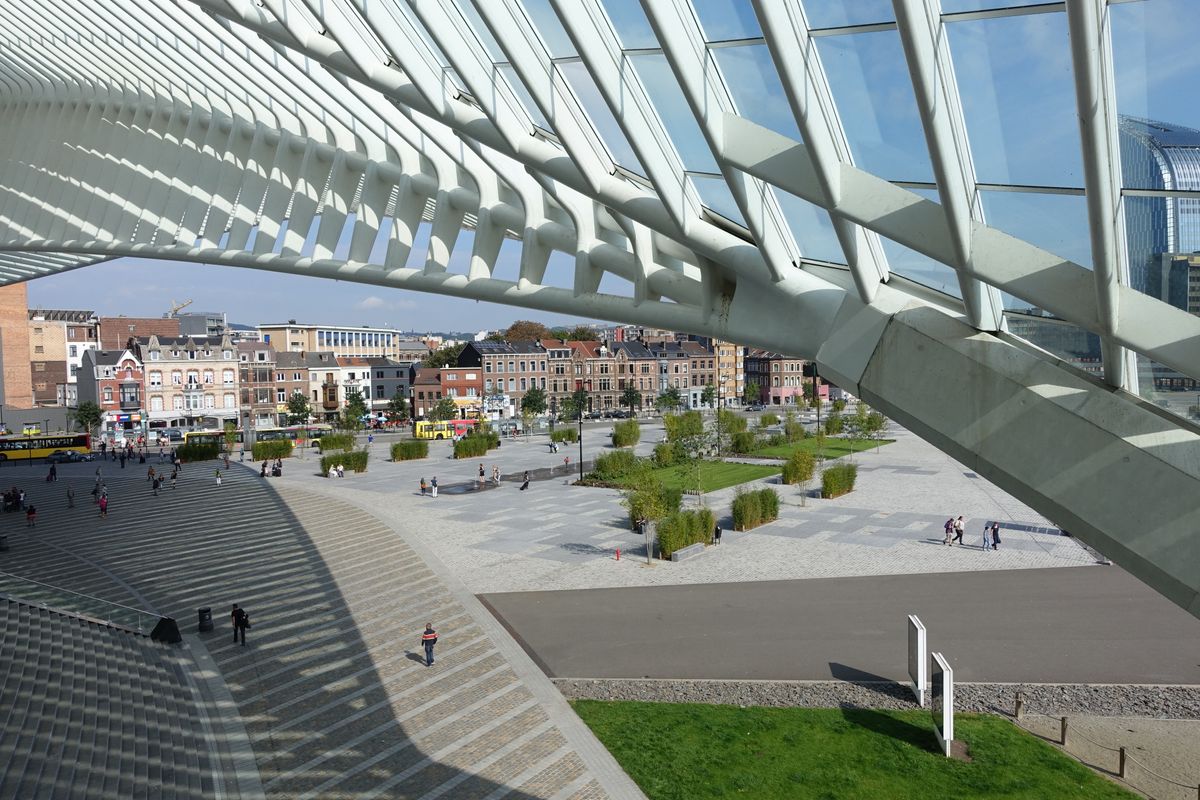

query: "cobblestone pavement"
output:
0 458 643 800
285 426 1097 594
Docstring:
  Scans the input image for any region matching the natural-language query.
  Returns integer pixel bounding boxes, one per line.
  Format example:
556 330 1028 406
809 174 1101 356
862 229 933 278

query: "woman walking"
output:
519 470 530 491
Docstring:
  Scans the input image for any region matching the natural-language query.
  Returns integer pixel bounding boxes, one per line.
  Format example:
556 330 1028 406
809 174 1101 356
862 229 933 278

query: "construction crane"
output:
168 298 193 317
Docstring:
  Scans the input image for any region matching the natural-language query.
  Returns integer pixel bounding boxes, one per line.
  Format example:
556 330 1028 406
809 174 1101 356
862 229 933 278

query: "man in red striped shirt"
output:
421 623 438 666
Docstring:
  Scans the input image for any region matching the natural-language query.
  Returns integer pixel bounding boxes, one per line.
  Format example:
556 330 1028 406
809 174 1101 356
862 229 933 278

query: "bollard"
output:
1118 746 1126 779
1014 691 1024 720
1060 716 1069 746
615 548 620 561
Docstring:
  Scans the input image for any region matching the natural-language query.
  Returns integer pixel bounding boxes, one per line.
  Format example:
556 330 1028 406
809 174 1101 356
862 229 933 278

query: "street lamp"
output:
718 375 728 457
577 381 591 483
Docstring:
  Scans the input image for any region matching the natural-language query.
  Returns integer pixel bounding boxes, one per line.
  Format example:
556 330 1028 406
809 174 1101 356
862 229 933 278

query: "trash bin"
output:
197 607 213 633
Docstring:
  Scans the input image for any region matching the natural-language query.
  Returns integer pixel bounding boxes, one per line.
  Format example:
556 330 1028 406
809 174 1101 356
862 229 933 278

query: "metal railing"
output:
0 570 160 635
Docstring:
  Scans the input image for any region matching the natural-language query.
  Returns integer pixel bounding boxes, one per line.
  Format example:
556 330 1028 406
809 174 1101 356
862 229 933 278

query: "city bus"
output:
183 424 335 448
182 429 243 446
413 419 480 440
0 433 91 461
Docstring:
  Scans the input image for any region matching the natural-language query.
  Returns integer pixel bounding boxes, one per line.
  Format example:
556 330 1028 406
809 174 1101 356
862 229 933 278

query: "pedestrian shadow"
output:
556 542 613 558
405 652 427 665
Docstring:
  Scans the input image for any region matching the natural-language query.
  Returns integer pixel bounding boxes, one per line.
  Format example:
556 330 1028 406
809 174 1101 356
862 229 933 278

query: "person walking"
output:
478 463 485 487
713 523 722 544
981 522 991 552
152 477 161 497
952 516 965 545
563 455 570 474
25 504 36 527
991 522 1001 551
430 476 438 498
519 470 529 491
231 603 250 646
419 477 427 496
261 461 268 478
421 623 438 666
171 472 177 491
158 446 165 464
48 463 57 482
943 518 954 545
492 465 500 485
98 494 108 518
66 485 74 508
174 454 182 472
224 452 231 470
215 469 222 487
119 452 126 469
147 466 155 483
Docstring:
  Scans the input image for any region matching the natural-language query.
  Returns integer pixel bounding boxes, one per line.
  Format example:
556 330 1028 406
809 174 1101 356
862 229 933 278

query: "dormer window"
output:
172 350 179 357
223 350 232 359
150 351 160 361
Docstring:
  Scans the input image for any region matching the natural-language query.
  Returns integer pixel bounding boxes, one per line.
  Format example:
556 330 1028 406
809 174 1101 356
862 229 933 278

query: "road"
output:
480 566 1200 684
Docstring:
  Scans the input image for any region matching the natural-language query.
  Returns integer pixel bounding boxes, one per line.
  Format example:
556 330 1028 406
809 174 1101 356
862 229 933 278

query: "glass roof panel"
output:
882 239 962 298
519 0 577 58
1005 310 1103 377
626 52 718 172
599 0 659 50
815 30 934 182
451 1 505 63
947 11 1083 188
692 0 762 41
690 175 745 224
941 0 1058 12
556 59 644 171
980 190 1093 273
775 191 845 264
710 43 802 142
496 64 550 129
800 0 894 29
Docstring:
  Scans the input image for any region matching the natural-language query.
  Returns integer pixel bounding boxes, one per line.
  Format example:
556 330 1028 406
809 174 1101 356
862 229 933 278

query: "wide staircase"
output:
0 594 212 799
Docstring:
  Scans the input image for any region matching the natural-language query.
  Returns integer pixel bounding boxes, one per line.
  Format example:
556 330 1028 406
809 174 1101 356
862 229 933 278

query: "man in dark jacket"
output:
231 603 250 646
421 623 438 666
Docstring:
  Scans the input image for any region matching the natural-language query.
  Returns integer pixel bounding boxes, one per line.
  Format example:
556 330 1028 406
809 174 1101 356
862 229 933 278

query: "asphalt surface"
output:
480 566 1200 684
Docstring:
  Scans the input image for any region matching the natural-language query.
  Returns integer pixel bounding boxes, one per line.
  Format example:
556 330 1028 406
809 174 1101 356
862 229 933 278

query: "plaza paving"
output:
293 425 1097 594
0 456 643 800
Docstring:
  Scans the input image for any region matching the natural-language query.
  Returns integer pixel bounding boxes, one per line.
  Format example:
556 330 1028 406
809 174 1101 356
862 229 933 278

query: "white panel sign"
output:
907 615 927 707
930 651 954 756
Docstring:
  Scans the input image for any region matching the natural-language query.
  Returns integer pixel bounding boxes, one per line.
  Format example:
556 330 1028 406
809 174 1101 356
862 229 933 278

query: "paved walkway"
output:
291 426 1096 594
0 458 643 800
478 567 1200 684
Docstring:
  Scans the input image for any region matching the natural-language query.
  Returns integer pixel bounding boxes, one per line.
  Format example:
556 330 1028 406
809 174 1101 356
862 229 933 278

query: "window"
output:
172 371 182 385
187 372 199 385
34 362 45 372
172 395 183 410
520 378 527 390
224 394 236 409
445 373 458 381
293 372 301 381
69 345 77 357
256 352 267 362
540 360 546 371
188 351 196 360
68 328 76 340
150 351 159 361
103 389 113 402
276 372 285 381
33 327 42 335
149 371 162 387
519 361 527 372
150 396 163 411
465 372 477 380
484 362 492 373
276 390 286 403
223 369 235 384
203 370 214 384
33 345 43 354
223 350 232 359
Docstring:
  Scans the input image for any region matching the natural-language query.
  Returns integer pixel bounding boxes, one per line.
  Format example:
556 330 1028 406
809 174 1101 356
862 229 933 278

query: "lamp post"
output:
718 375 728 457
577 381 591 483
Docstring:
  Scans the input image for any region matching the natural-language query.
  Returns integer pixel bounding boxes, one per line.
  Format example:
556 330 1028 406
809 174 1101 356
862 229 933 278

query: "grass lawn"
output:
751 437 894 460
572 700 1136 800
641 460 781 493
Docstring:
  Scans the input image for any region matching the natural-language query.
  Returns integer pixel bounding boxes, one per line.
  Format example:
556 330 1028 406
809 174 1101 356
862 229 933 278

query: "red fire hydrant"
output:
615 548 621 561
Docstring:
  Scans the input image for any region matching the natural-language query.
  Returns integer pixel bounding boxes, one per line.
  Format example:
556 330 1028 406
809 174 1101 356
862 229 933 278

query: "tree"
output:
484 331 506 342
504 320 551 341
700 384 717 409
429 397 458 422
385 390 409 422
223 421 238 454
286 391 312 426
655 386 683 414
339 389 369 431
742 381 760 405
521 385 547 416
620 385 641 412
560 387 590 420
423 342 465 368
73 401 102 437
863 409 888 452
549 325 598 341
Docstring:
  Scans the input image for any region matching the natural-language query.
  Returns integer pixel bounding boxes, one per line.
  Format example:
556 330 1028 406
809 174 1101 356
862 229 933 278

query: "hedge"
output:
611 419 640 448
824 413 844 435
732 487 780 531
731 431 758 454
784 421 807 443
391 440 429 461
320 450 369 474
717 409 746 435
656 507 716 559
176 443 220 462
821 463 858 498
589 450 643 482
317 433 355 452
624 482 683 529
760 412 780 427
251 440 294 461
663 411 704 441
653 441 682 467
453 428 500 459
781 451 816 485
550 428 578 444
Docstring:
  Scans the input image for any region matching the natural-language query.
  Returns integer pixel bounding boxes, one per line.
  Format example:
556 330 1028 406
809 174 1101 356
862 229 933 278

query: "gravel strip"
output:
556 679 1200 719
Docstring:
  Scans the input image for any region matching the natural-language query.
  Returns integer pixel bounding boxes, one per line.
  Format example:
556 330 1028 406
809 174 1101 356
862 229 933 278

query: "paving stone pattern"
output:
0 459 626 799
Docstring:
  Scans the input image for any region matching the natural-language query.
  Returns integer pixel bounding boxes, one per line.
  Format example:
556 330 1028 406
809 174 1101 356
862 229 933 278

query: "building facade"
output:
28 314 68 406
77 348 144 442
138 335 239 431
410 367 443 419
237 341 278 429
258 322 408 359
0 284 33 408
98 316 180 350
367 358 414 417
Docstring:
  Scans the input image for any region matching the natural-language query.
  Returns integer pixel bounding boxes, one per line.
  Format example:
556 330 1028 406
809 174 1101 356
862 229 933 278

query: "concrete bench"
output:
670 542 707 562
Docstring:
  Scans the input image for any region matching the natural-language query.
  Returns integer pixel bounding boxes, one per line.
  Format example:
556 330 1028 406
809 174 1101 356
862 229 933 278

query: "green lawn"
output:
573 701 1135 800
641 461 781 493
751 437 894 460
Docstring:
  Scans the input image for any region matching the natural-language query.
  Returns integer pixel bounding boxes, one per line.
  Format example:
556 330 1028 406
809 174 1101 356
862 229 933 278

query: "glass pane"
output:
942 0 1056 12
776 191 845 264
693 0 762 41
627 53 718 172
882 238 963 298
1004 310 1104 377
711 44 802 141
496 64 550 129
452 0 505 62
1112 0 1200 136
1125 212 1200 311
816 30 934 182
519 0 577 58
1134 355 1200 421
599 0 659 50
801 0 894 29
947 12 1083 187
691 175 745 224
980 190 1093 270
556 59 644 170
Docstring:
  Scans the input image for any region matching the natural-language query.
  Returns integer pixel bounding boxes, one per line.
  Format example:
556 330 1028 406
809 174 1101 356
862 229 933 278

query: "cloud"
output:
355 295 418 311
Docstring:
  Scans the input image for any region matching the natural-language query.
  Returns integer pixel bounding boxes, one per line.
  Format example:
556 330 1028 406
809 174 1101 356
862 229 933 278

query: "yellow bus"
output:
0 433 91 461
413 419 480 440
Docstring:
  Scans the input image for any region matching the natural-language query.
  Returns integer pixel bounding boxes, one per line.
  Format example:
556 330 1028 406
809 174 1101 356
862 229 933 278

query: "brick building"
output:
274 351 311 424
0 284 33 407
98 316 180 350
138 335 239 431
610 341 658 410
77 347 144 443
744 350 822 406
238 341 277 430
410 367 443 419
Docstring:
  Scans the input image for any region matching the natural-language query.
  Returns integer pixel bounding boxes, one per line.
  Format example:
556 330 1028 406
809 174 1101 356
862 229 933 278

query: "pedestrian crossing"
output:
0 459 614 799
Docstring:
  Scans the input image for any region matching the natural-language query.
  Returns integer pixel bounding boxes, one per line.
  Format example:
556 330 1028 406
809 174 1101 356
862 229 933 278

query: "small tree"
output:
505 320 552 341
422 343 465 368
286 391 312 426
428 397 458 421
742 381 760 405
385 390 409 423
339 389 369 431
620 385 641 413
521 385 547 416
223 421 238 454
655 386 683 414
864 409 888 451
700 384 717 409
560 387 590 421
73 401 103 439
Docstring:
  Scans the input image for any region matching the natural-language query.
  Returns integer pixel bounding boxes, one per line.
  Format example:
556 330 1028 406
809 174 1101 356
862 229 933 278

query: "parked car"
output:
46 450 94 463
